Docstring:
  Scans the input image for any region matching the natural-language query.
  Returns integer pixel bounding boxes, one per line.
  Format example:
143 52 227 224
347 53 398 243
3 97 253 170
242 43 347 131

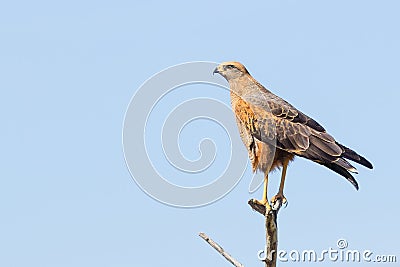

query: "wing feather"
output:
309 135 342 156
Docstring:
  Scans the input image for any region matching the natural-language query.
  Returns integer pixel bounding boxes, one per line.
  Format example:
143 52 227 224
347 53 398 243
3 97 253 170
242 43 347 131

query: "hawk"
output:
213 62 373 211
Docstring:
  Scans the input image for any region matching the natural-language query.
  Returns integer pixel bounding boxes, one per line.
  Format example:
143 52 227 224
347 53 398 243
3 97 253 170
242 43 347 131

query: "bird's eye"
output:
226 65 235 69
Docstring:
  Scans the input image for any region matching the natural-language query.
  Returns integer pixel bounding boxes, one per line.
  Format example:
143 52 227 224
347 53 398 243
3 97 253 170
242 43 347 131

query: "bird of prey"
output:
213 62 373 211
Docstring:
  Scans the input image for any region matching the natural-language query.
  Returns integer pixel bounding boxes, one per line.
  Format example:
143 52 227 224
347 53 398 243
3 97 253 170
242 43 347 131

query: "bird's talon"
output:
252 199 272 212
271 194 287 207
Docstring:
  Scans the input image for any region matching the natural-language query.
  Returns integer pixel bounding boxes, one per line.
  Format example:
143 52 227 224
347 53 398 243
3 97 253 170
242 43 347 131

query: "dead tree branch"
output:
199 199 282 267
199 232 245 267
248 199 282 267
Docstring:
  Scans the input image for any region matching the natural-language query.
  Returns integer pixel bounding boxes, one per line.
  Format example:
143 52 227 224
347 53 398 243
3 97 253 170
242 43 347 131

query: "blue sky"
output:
1 1 399 266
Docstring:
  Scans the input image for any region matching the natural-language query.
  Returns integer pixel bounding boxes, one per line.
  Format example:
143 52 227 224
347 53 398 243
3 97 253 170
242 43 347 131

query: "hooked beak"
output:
213 67 220 75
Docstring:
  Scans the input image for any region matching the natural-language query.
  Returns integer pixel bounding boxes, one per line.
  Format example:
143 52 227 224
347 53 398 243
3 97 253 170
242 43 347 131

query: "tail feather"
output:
306 143 358 173
320 162 359 190
335 158 358 173
338 143 373 169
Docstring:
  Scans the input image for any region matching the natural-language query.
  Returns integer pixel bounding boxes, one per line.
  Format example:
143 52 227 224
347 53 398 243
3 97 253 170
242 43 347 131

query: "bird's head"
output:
213 61 249 80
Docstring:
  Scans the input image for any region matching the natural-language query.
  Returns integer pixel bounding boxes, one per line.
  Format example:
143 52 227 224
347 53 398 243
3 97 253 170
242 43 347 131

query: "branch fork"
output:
199 199 282 267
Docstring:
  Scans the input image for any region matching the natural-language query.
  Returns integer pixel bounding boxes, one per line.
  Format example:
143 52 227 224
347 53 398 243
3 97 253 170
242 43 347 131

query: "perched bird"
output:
213 62 373 211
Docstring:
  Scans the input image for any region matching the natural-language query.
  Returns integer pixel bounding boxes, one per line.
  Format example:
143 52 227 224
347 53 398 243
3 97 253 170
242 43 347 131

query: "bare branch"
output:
199 200 283 267
199 232 245 267
248 199 282 267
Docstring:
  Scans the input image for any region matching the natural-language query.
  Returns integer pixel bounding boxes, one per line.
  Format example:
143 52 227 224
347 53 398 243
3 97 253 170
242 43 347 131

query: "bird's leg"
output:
271 159 289 206
253 173 272 212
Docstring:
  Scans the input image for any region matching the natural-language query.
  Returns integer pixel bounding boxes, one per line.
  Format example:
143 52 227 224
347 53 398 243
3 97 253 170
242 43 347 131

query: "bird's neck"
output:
228 75 268 96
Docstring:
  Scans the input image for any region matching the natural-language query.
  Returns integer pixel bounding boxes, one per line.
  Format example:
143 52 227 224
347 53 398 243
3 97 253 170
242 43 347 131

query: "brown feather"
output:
215 61 372 190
